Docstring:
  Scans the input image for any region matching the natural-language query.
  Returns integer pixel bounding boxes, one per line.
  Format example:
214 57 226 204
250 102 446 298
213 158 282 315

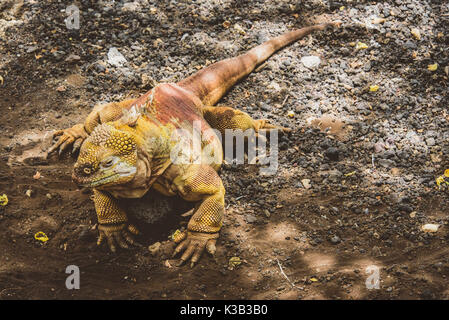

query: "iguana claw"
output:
48 123 88 155
97 223 140 252
172 231 218 267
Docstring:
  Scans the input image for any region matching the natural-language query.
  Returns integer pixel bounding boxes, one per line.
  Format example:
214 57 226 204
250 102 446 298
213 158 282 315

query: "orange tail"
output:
177 22 341 106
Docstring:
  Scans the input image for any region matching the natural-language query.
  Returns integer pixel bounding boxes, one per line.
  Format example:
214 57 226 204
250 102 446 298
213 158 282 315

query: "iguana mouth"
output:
78 169 136 188
82 174 118 187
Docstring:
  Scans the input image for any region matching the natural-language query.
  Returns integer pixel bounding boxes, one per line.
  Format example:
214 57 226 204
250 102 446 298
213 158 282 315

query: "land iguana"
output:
48 22 340 267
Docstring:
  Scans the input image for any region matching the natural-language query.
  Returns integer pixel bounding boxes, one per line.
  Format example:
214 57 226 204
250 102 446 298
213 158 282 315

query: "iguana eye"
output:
102 158 114 168
83 168 91 174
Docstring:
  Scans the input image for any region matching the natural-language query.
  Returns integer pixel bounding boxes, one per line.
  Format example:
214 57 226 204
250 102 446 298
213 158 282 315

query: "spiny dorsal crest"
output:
120 105 141 127
119 85 160 126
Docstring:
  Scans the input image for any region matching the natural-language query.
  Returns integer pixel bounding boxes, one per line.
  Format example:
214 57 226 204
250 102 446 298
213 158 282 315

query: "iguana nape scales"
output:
48 22 340 267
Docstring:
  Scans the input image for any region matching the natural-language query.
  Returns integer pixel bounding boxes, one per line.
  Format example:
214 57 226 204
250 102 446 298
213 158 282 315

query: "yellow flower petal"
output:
34 231 49 242
356 42 368 50
444 169 449 177
229 256 242 269
428 64 438 71
369 85 379 92
0 194 8 206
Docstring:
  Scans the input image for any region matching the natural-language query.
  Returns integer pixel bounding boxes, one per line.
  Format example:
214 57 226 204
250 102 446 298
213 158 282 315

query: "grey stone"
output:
300 56 321 69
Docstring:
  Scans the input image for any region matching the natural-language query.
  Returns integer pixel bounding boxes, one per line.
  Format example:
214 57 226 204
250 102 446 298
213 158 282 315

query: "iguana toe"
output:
206 240 217 255
114 233 129 249
48 130 68 154
72 138 84 154
97 223 140 252
106 236 117 253
172 231 218 267
59 136 75 155
127 224 140 235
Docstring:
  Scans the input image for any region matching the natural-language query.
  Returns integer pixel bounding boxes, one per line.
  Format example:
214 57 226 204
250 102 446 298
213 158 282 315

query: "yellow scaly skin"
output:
48 23 340 266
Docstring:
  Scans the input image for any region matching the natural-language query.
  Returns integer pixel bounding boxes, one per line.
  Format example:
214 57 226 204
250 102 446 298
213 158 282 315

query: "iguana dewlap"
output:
49 22 340 267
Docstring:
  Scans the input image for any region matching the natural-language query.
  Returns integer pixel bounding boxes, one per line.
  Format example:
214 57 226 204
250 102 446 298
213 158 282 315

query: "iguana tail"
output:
177 22 341 106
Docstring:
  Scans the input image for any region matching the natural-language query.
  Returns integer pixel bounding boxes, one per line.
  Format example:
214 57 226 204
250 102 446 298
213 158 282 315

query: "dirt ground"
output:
1 0 448 300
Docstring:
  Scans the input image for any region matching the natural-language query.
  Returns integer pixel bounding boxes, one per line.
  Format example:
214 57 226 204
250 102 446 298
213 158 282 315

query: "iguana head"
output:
72 123 138 189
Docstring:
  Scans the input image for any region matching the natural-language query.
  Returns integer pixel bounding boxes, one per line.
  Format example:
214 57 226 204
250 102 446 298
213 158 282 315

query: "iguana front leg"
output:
93 189 139 252
170 164 225 267
48 98 136 155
